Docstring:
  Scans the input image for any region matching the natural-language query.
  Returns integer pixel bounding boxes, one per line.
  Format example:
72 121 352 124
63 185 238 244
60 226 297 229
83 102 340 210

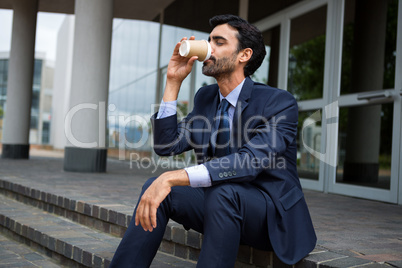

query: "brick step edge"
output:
0 194 120 267
0 178 362 268
0 178 132 239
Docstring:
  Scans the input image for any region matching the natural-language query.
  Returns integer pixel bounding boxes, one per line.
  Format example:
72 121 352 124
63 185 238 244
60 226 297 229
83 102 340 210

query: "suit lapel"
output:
231 77 254 152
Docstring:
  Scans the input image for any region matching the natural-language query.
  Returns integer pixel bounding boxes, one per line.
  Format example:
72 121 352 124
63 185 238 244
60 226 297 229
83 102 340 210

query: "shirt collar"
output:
219 78 245 108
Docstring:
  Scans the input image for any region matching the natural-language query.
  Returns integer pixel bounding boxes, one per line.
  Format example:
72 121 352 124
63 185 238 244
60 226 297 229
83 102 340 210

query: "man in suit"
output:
110 14 316 267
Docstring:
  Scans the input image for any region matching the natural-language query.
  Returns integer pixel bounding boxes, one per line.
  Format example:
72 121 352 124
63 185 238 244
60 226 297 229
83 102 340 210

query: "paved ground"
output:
0 150 402 267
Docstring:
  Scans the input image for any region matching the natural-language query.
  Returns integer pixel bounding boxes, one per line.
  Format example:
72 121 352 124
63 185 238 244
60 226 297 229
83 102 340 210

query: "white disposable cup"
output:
179 40 211 62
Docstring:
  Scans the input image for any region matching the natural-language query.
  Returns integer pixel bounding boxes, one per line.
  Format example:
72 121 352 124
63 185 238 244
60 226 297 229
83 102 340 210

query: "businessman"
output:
110 14 316 267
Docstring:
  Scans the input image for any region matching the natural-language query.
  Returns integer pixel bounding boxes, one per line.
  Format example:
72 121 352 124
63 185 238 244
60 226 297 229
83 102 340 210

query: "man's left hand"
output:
135 169 190 232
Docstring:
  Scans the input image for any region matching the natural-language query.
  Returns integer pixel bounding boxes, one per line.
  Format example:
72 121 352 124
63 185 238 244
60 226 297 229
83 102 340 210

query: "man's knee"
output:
204 184 240 211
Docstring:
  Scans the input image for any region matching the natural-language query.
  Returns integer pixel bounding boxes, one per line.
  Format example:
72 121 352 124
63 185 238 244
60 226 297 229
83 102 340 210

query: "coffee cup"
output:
179 40 211 62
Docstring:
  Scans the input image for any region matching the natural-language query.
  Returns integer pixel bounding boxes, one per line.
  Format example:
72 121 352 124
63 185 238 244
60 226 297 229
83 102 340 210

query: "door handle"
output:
357 90 392 100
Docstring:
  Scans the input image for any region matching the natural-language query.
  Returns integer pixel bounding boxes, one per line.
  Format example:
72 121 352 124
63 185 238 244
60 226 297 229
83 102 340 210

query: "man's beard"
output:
202 52 238 79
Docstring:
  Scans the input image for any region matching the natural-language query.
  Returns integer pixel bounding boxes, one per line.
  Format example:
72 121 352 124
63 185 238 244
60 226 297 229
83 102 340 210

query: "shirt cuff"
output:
185 164 212 187
156 100 177 119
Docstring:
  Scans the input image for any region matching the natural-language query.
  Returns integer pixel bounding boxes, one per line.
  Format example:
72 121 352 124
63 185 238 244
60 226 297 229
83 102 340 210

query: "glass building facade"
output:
31 59 42 130
0 57 51 145
0 59 7 141
106 18 270 158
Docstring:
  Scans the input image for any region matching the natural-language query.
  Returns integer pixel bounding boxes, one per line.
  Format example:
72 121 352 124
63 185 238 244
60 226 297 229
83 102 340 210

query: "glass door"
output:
255 0 401 203
328 0 401 203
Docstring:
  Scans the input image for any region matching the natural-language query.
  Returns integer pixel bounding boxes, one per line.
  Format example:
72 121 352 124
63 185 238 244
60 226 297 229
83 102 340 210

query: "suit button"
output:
233 171 237 176
223 172 228 177
219 173 224 178
228 171 232 176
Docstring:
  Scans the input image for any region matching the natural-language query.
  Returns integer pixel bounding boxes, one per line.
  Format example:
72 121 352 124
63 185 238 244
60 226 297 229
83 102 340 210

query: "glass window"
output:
0 60 4 83
340 0 398 94
0 87 6 97
108 19 161 154
31 90 40 111
30 114 39 129
0 60 8 86
336 103 393 190
42 121 50 144
33 59 42 86
288 5 327 101
261 25 280 88
251 46 270 85
297 110 322 180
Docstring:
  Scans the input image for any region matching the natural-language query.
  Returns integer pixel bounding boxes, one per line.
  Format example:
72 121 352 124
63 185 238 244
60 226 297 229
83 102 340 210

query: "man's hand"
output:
135 169 190 232
163 36 198 102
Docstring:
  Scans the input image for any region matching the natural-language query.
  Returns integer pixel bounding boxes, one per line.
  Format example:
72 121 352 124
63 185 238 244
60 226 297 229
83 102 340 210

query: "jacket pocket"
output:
279 186 304 211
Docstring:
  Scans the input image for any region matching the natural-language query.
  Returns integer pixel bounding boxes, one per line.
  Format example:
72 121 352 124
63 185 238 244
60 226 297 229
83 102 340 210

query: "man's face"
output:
202 23 240 78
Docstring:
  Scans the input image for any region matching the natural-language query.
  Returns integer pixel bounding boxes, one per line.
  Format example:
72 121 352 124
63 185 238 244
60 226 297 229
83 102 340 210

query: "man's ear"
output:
239 48 253 63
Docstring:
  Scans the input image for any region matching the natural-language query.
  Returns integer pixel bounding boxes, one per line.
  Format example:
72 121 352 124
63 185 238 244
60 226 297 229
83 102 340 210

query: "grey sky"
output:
0 9 65 62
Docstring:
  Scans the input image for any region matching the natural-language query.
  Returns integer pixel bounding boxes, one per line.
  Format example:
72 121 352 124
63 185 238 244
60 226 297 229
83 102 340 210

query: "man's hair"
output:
209 14 266 77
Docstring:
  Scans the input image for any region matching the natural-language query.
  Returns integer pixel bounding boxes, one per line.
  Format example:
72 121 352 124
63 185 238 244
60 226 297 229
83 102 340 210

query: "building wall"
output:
0 51 53 145
51 15 74 149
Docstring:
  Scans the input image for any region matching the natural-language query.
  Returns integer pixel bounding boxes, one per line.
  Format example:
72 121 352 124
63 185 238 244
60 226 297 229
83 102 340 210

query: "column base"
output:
343 162 379 183
64 147 107 172
1 144 30 159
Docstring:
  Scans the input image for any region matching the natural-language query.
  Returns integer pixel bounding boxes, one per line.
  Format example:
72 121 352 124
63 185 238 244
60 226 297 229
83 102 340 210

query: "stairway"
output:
0 176 289 267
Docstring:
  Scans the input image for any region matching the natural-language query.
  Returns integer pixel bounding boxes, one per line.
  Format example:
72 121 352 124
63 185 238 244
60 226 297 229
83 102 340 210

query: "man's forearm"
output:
161 169 190 187
162 80 182 102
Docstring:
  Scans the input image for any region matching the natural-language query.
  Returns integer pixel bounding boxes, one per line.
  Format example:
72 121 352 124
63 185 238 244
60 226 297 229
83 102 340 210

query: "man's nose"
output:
209 41 215 54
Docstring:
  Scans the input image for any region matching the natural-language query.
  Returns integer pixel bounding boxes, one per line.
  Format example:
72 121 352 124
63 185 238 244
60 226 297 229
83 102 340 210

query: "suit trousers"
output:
109 177 272 268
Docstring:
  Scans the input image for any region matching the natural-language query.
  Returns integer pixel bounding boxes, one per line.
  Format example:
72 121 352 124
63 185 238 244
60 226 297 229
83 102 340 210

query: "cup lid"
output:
179 40 190 57
203 40 211 61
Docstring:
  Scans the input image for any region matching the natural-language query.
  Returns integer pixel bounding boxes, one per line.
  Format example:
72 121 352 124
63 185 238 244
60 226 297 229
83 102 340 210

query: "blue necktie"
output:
215 99 230 157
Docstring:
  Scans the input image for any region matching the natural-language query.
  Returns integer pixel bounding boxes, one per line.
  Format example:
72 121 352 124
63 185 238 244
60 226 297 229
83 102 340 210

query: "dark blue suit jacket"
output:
151 77 317 265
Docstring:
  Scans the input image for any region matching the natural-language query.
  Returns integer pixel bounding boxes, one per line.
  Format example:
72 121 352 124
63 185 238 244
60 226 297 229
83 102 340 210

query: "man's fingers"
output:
150 206 157 229
186 56 198 70
135 201 143 226
173 41 182 54
141 204 152 231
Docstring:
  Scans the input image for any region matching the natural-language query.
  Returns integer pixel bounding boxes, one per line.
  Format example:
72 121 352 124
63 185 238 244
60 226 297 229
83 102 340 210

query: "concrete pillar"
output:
343 0 388 183
63 0 113 172
1 0 38 159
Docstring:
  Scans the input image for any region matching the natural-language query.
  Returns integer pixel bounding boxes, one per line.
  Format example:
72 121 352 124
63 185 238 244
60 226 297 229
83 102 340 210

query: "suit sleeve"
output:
150 86 208 156
203 91 298 185
151 110 194 156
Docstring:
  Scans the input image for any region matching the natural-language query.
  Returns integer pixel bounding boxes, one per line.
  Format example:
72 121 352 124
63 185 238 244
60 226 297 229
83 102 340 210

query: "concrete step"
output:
0 177 281 267
0 194 197 267
0 231 64 268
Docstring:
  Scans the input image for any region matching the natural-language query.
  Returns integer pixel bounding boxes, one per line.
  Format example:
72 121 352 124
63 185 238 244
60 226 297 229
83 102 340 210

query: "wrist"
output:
163 80 181 102
164 169 190 187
